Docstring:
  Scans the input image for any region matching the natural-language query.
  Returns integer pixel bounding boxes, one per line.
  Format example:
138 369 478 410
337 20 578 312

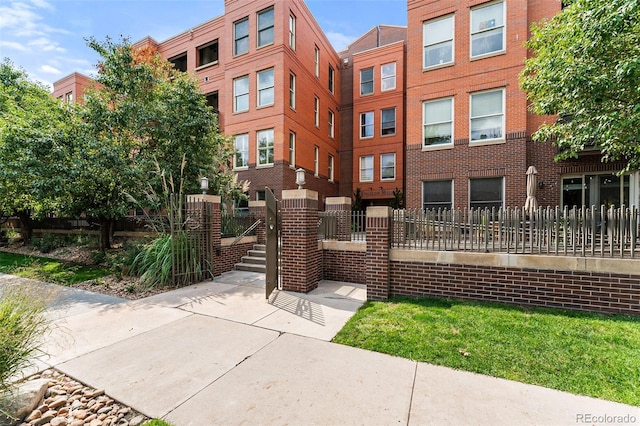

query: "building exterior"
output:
52 72 94 104
53 0 639 211
406 0 639 211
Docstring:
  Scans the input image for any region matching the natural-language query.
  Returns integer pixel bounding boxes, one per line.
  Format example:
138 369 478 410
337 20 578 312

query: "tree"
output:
73 37 240 249
0 60 74 241
520 0 640 172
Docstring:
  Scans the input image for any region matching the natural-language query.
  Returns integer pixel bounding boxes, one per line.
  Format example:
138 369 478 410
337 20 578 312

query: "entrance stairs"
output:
235 244 266 273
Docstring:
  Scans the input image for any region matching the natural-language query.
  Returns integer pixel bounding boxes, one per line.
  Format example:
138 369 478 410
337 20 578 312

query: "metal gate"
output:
265 187 280 298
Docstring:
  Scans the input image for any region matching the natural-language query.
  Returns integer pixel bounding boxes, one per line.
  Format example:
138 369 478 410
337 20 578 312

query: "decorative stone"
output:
73 409 87 419
25 409 42 422
32 413 54 426
0 378 49 423
130 415 146 426
49 396 67 409
85 389 105 398
50 416 67 426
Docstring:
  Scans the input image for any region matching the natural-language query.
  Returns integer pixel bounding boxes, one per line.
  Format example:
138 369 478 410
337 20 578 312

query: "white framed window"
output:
423 180 453 210
328 154 334 182
197 40 218 67
65 92 73 102
289 131 296 167
381 107 396 136
314 96 319 127
423 97 453 146
360 111 374 139
359 155 374 182
314 46 320 77
360 67 374 95
423 15 454 68
469 177 504 210
233 134 249 169
381 62 396 91
257 68 274 107
257 7 274 48
289 72 296 109
314 146 319 176
381 153 396 181
470 88 504 142
328 65 335 93
234 17 249 56
289 13 296 50
471 1 505 58
328 109 335 138
257 129 274 166
561 173 631 209
233 75 249 113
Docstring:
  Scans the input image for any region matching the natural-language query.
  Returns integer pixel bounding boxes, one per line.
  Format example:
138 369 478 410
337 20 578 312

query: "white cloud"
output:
0 40 28 51
0 1 68 37
28 37 65 52
326 31 357 52
39 64 61 75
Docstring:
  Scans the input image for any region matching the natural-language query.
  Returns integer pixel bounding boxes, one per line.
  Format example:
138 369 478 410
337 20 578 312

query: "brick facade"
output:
365 207 393 300
321 247 366 285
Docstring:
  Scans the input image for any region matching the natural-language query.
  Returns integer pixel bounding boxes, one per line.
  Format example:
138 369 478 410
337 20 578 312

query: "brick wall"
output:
219 238 256 275
321 248 366 284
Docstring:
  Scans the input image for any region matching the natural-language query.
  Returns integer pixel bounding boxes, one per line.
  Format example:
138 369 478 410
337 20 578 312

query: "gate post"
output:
186 194 221 277
281 189 320 293
249 200 266 245
326 197 352 241
366 206 392 300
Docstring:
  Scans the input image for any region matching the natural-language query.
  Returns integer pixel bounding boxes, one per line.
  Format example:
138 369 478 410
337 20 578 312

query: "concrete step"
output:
241 256 266 265
253 244 266 251
234 262 266 273
247 249 266 257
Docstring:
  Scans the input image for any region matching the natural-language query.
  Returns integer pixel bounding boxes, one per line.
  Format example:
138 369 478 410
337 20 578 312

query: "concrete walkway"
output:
4 271 638 425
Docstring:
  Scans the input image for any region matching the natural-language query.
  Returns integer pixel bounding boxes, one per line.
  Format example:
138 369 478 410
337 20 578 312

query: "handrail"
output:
230 219 262 246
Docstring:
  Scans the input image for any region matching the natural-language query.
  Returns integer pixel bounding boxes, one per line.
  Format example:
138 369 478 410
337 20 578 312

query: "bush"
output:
30 234 66 253
0 286 50 394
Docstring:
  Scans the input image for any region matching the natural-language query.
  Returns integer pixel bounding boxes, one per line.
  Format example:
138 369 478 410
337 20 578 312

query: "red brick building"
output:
52 72 94 104
406 0 639 211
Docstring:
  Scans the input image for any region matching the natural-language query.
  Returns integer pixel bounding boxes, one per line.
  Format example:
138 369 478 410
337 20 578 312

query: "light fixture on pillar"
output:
200 176 209 194
295 168 306 189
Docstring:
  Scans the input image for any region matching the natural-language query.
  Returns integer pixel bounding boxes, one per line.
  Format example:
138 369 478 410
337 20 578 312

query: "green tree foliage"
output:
520 0 640 172
0 60 74 240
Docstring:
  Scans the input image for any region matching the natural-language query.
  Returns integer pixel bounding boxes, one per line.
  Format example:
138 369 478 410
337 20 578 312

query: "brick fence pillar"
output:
281 189 320 293
366 206 392 301
186 194 221 277
248 200 266 245
326 197 352 241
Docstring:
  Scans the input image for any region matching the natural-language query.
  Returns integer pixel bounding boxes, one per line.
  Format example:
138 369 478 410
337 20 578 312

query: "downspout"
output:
377 25 381 47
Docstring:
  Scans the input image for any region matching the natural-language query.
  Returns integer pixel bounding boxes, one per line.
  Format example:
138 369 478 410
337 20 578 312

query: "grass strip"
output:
0 252 110 285
333 297 640 406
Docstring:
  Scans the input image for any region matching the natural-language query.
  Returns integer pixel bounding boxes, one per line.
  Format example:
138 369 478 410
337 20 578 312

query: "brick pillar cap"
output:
187 194 221 204
249 201 266 208
325 197 351 206
282 189 318 200
366 206 393 217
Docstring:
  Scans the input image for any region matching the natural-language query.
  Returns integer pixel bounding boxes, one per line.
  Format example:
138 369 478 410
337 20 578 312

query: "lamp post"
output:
295 168 306 189
200 176 209 194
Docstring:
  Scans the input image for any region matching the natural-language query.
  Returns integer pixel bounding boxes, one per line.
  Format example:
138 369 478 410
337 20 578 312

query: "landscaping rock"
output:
0 378 49 424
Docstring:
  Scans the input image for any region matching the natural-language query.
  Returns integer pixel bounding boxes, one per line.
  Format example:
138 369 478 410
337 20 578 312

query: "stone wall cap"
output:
282 189 318 201
249 201 266 207
186 194 221 203
366 206 392 217
325 197 351 205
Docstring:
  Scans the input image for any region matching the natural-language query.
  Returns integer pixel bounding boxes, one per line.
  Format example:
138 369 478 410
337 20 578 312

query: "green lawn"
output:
0 252 110 285
333 297 640 406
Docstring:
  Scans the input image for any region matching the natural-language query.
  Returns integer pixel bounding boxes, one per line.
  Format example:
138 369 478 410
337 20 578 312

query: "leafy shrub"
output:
30 234 66 253
90 250 107 265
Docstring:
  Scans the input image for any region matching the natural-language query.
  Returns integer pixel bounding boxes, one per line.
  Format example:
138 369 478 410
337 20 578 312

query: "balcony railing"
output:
318 210 366 242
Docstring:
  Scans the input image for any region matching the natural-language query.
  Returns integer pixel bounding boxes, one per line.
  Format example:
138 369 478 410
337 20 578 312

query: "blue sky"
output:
0 0 407 90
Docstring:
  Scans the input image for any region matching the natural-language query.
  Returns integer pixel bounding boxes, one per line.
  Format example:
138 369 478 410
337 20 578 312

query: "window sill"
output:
423 61 454 72
381 132 397 138
422 143 454 152
257 42 274 50
233 110 249 115
469 138 505 147
381 178 396 182
256 164 274 169
256 103 274 110
233 166 249 171
195 61 218 71
470 50 506 62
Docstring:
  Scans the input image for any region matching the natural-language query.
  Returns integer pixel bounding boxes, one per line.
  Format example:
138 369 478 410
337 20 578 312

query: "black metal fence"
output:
318 210 366 241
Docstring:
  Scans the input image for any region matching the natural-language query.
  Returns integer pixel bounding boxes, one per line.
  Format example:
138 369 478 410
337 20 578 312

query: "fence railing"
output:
393 205 639 258
318 210 366 241
221 213 259 238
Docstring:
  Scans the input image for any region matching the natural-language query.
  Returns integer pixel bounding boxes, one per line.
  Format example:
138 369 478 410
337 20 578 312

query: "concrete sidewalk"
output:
7 271 638 425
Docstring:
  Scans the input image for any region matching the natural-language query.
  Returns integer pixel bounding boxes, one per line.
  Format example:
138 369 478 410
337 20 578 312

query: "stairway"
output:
235 244 266 273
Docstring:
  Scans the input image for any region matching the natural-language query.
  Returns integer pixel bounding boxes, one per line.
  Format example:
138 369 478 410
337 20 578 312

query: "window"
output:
360 111 374 138
381 107 396 136
256 190 266 201
328 110 335 138
423 180 453 210
423 98 453 146
234 134 249 169
257 129 274 166
234 18 249 56
423 15 454 68
314 96 319 127
561 174 630 209
381 153 395 180
470 89 504 142
169 52 187 72
470 177 503 210
289 132 296 167
233 75 249 112
360 156 374 182
65 92 73 103
314 146 319 176
471 1 505 58
197 40 218 67
381 62 396 91
289 13 296 50
328 154 334 182
360 67 373 95
314 46 320 77
289 72 296 109
328 65 335 93
257 68 274 107
206 92 219 111
257 7 274 47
